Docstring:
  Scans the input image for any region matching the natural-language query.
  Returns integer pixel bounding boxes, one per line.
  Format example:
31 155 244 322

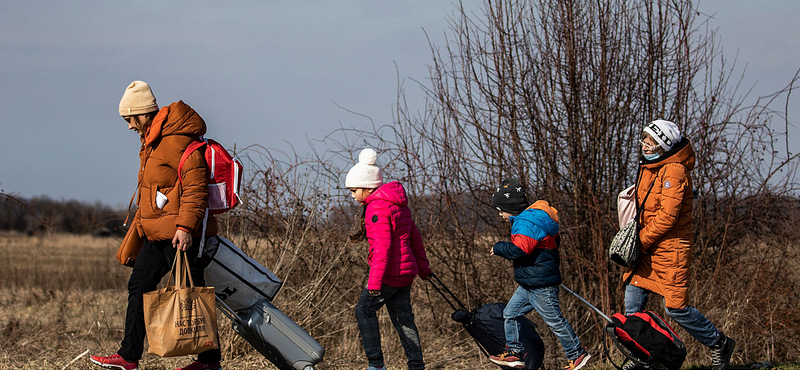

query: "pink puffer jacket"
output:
364 181 431 290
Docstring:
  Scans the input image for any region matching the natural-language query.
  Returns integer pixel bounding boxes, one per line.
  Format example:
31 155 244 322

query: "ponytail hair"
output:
349 205 367 243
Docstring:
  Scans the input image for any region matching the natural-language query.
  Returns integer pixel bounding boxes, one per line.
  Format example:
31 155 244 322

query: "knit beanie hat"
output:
345 148 384 188
643 119 682 152
119 80 158 116
492 178 529 215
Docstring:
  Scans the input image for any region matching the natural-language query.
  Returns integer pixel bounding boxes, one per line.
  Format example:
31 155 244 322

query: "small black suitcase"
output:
428 274 545 370
216 297 325 370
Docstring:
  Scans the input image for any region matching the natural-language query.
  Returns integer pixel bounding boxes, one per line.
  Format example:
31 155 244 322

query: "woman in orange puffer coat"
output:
622 120 735 370
91 81 221 370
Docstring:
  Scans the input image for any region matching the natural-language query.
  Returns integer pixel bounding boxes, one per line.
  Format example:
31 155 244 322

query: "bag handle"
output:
215 295 242 326
560 284 612 323
425 273 467 311
426 273 501 360
560 284 640 369
164 250 195 289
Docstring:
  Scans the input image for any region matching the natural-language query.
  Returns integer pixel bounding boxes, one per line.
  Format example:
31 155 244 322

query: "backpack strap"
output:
197 208 209 258
178 139 207 185
177 137 209 257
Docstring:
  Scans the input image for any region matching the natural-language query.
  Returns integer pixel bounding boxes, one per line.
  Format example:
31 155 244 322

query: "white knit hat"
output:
119 80 158 116
643 119 682 151
345 148 384 188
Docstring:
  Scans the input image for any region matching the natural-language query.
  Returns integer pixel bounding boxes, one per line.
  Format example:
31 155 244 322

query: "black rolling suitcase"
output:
216 297 325 370
427 274 545 370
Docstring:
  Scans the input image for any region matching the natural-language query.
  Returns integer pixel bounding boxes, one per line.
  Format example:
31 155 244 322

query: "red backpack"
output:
178 137 243 214
605 311 686 370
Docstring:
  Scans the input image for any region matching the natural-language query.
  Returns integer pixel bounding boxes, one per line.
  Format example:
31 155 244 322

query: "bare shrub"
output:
223 0 800 366
3 0 800 368
372 0 800 365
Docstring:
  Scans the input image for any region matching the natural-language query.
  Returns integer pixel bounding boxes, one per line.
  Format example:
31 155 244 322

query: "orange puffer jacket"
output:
623 138 695 309
132 101 218 242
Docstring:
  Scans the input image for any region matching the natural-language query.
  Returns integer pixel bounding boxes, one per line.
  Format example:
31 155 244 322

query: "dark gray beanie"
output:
491 178 529 215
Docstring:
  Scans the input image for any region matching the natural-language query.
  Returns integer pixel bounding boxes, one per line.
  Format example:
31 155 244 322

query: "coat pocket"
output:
160 186 180 214
156 191 168 209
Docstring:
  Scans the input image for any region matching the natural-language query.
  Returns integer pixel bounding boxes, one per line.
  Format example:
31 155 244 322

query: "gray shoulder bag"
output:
608 172 658 268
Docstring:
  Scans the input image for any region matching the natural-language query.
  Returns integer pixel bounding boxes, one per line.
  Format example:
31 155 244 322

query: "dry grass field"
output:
0 232 797 370
0 232 501 370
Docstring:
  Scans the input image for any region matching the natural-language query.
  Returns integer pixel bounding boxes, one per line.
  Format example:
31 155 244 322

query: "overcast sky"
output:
1 1 798 207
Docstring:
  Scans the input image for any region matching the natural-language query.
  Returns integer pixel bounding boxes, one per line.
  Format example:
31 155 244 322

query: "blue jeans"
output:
624 284 721 346
504 285 584 360
354 284 424 370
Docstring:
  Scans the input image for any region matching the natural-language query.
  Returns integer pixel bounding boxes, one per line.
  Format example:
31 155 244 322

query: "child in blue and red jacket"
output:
488 178 591 370
346 148 431 370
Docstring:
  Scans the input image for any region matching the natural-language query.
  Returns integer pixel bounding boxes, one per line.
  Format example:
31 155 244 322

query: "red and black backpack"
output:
605 310 686 370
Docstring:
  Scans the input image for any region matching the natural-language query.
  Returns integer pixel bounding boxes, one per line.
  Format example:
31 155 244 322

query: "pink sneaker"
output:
90 353 138 370
175 360 222 370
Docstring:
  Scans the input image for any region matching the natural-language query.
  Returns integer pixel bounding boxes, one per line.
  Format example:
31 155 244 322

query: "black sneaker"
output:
710 333 736 370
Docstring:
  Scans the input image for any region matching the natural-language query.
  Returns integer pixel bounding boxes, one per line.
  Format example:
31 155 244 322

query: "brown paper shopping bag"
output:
143 250 219 357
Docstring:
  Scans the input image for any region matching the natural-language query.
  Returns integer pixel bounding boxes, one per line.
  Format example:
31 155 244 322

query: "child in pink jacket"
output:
346 148 431 370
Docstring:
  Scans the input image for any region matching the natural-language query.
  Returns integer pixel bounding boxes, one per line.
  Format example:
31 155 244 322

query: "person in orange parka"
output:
623 119 734 370
91 81 221 370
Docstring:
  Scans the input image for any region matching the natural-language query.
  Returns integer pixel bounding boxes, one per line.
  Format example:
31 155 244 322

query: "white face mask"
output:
643 152 660 161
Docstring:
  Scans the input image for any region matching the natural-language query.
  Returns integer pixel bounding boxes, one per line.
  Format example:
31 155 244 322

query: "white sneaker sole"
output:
570 353 592 370
489 358 525 368
90 358 138 370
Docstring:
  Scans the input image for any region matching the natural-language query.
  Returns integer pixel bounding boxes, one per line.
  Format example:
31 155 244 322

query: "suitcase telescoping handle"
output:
559 284 613 323
426 273 495 359
560 285 633 369
215 295 243 326
426 273 468 311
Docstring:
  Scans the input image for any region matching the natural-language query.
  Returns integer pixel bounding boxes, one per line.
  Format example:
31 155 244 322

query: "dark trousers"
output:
354 284 425 370
117 238 221 363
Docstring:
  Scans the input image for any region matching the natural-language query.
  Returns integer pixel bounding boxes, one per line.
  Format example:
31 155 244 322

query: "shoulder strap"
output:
123 145 150 227
178 139 207 185
624 168 661 285
636 172 659 222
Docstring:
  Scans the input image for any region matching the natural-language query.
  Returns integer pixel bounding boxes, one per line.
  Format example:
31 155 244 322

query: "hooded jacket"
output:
493 200 562 289
623 138 695 309
132 101 218 241
364 181 431 290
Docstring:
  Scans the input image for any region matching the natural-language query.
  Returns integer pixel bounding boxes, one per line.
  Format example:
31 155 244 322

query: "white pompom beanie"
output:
119 80 158 116
643 119 682 151
345 148 384 188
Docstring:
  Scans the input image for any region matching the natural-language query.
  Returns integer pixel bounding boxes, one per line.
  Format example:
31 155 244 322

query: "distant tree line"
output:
0 193 126 236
